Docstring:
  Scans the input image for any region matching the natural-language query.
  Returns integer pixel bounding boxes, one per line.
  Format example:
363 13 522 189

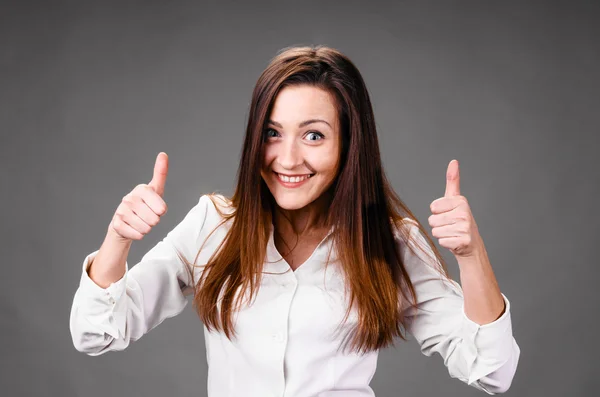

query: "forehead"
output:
270 85 337 123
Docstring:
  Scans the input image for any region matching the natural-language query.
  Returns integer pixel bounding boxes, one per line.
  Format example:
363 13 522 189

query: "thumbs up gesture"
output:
109 152 170 242
428 159 483 258
148 152 169 197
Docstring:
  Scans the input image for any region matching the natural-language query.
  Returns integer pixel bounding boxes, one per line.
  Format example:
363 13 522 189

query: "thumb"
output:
148 152 169 196
444 159 461 197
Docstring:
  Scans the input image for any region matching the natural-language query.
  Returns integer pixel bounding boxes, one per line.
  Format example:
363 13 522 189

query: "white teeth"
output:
277 173 311 183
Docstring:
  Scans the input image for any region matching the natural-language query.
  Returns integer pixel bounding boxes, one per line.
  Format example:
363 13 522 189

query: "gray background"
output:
1 0 598 396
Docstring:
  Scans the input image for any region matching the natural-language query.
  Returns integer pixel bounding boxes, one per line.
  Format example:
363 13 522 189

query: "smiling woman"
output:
260 86 343 270
70 45 520 397
261 87 341 209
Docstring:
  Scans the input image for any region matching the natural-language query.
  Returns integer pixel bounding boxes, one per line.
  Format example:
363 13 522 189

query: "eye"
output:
263 128 280 139
305 131 324 141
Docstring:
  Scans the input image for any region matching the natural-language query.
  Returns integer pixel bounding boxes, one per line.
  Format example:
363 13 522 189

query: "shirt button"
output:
109 297 115 305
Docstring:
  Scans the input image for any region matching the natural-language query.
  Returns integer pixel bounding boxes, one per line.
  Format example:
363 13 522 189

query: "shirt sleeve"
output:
398 219 520 394
69 194 212 356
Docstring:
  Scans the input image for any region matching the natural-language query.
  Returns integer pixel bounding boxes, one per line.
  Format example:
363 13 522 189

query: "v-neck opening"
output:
268 224 334 274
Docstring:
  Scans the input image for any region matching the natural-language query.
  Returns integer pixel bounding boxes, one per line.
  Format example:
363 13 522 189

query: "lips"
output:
273 171 314 187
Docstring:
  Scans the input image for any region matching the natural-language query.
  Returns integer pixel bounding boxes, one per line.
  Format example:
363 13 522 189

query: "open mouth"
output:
274 172 315 183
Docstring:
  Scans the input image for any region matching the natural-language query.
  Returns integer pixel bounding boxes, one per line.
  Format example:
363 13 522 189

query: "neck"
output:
272 193 331 237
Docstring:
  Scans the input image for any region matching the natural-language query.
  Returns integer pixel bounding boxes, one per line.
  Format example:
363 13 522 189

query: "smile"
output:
274 172 314 187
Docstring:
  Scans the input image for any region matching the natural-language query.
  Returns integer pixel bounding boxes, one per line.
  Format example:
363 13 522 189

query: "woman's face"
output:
261 85 341 211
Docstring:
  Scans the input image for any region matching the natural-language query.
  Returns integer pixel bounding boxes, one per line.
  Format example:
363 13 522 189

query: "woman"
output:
70 46 520 396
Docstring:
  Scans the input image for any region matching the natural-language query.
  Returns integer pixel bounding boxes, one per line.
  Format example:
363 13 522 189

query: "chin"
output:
271 193 313 210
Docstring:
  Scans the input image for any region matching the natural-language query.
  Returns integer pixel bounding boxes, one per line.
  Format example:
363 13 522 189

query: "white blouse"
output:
70 194 520 396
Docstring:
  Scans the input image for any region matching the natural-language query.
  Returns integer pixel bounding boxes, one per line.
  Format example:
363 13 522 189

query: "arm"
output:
455 226 506 326
69 194 211 355
399 220 520 394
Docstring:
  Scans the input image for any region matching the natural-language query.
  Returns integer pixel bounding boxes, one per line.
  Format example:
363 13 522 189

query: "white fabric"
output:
70 194 520 396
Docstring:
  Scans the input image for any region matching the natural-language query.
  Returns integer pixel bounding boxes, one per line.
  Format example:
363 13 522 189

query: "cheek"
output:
262 147 275 168
312 148 339 176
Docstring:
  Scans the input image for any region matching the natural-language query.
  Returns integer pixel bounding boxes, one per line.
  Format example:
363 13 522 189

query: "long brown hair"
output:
180 45 451 355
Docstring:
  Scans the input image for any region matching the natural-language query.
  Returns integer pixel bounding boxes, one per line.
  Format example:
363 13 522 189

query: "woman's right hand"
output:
108 152 169 242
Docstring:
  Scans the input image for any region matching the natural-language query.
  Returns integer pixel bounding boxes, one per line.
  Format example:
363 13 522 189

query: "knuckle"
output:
118 204 130 216
123 194 138 205
132 185 148 198
129 193 142 204
115 204 128 216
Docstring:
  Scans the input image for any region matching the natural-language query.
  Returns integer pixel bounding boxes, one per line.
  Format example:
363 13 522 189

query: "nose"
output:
277 138 303 170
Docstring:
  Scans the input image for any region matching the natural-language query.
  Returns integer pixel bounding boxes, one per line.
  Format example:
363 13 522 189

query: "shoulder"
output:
196 193 235 232
201 193 234 214
392 217 439 271
391 217 420 247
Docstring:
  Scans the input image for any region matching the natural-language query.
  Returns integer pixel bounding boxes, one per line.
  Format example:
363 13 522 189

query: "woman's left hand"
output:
428 159 484 259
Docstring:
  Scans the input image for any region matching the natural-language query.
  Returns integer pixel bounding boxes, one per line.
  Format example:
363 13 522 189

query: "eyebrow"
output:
267 119 332 128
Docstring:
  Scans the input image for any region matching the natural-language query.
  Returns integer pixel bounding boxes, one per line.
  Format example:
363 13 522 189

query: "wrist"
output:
105 225 134 247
